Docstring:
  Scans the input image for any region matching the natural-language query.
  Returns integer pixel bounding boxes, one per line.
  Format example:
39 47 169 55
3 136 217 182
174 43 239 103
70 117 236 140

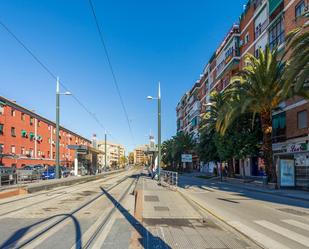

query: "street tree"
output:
216 46 288 183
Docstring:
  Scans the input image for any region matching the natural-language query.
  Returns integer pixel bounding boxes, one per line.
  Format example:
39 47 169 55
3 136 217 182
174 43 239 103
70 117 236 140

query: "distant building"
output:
133 145 148 165
97 140 125 168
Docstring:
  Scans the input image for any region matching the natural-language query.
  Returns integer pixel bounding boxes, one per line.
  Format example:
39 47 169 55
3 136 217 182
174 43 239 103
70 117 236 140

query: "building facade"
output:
0 96 91 168
97 141 125 168
176 0 309 188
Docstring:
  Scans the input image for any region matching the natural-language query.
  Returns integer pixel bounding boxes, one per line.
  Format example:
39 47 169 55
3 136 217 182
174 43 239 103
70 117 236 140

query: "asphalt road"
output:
179 175 309 249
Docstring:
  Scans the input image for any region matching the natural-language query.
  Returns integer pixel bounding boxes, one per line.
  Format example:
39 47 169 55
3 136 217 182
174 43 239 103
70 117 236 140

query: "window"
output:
21 147 25 155
11 127 16 137
29 148 33 157
269 17 285 49
245 33 250 44
30 117 34 125
295 0 306 18
11 108 15 117
0 123 3 135
11 145 16 154
0 105 4 115
298 110 307 129
0 144 4 153
255 48 260 58
21 113 25 121
37 120 41 127
272 112 286 143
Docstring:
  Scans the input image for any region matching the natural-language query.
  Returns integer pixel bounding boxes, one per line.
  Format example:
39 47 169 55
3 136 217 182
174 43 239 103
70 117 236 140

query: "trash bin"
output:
263 176 268 185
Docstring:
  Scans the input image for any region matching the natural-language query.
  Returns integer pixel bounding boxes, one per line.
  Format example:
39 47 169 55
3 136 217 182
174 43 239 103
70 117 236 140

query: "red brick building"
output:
177 0 309 188
0 96 91 168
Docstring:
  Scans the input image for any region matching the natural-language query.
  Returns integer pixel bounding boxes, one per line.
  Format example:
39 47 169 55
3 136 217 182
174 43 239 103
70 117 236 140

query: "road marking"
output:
282 219 309 232
255 220 309 247
228 221 290 249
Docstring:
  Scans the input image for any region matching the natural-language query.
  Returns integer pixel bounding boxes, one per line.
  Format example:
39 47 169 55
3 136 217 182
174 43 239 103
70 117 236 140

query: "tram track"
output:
1 172 138 249
0 170 124 207
0 170 130 217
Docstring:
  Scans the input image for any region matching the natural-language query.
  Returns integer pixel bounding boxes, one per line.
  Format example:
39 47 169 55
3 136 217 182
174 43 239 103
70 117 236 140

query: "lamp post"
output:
56 77 71 179
147 82 161 182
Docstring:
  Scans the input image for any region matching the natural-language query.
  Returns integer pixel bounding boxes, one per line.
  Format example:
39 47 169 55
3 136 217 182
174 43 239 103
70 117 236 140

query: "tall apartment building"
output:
133 145 152 165
176 0 309 188
97 141 125 168
0 96 91 168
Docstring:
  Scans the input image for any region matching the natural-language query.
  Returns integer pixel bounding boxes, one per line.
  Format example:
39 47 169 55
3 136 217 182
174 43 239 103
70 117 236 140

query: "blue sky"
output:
0 0 246 152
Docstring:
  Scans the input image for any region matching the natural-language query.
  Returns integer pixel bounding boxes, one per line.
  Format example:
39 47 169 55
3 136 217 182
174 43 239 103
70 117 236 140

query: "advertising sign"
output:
280 159 295 187
181 154 192 163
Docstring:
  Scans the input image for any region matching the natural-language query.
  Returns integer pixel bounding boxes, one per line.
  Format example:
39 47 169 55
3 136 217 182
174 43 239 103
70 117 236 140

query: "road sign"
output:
181 154 192 163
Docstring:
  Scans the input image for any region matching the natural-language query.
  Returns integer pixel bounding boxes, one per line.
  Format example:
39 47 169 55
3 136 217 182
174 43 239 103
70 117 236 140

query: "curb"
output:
177 188 264 249
216 180 309 203
180 176 309 202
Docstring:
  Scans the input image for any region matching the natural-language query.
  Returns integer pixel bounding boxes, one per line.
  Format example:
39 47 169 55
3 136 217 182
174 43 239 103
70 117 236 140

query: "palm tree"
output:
284 21 309 98
216 46 287 183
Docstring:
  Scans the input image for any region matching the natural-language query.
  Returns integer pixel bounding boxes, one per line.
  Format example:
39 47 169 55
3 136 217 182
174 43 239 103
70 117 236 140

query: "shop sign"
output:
272 143 287 154
280 159 295 187
287 143 308 153
181 154 192 163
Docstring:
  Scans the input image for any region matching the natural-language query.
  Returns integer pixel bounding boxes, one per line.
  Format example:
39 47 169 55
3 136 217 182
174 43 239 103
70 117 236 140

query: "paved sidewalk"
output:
181 173 309 202
139 176 258 249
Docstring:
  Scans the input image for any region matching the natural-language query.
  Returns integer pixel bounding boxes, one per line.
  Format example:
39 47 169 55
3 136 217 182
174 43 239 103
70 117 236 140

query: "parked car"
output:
0 166 15 185
42 166 56 180
60 166 70 178
33 164 45 173
17 165 41 181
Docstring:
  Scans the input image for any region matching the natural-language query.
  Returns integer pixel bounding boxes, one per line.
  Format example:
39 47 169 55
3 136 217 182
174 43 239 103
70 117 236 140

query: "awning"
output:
21 130 27 137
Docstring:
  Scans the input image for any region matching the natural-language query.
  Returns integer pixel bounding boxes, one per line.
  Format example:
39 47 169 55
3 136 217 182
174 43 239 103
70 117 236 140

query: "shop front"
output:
273 138 309 189
67 145 103 176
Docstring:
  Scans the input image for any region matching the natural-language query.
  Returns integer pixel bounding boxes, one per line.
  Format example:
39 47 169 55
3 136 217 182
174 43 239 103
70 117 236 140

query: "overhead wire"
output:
87 0 136 147
0 19 120 141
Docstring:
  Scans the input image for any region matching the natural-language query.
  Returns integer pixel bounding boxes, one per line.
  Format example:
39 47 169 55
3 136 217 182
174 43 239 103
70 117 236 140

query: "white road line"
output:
228 221 290 249
255 220 309 247
282 219 309 232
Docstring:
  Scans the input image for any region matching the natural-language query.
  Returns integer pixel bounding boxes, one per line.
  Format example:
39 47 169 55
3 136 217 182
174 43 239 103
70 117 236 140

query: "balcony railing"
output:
216 48 240 76
272 127 286 143
269 30 285 50
255 19 269 39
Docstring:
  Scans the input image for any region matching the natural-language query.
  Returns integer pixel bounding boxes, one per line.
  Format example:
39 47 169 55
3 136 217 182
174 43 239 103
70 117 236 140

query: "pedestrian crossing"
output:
228 219 309 249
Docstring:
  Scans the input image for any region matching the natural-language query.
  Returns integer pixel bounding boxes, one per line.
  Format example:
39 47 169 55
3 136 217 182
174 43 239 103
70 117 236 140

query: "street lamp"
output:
56 77 71 179
147 82 161 182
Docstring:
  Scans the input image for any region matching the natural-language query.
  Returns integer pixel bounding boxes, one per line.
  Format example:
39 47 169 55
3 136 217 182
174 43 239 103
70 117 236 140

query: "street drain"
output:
278 208 309 216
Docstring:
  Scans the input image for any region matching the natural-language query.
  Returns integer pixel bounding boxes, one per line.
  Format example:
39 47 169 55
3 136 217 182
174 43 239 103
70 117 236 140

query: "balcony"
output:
216 48 240 78
255 19 269 40
269 30 285 50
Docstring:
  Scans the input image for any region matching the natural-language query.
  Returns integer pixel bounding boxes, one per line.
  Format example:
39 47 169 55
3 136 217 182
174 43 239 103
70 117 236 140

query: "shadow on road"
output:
101 185 172 249
178 176 309 209
0 213 82 249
